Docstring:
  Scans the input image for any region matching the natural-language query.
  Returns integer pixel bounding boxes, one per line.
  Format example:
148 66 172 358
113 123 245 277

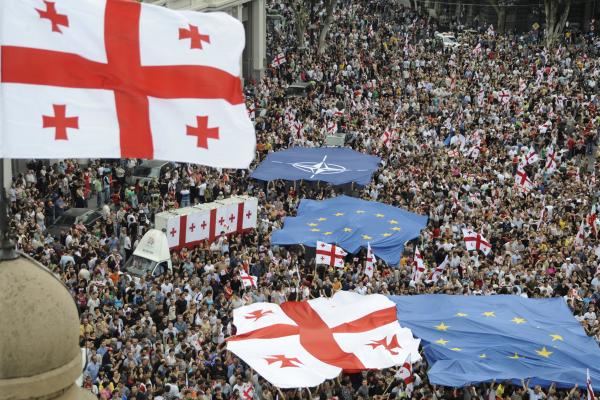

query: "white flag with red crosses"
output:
0 0 255 168
240 270 257 288
227 291 421 388
365 242 375 278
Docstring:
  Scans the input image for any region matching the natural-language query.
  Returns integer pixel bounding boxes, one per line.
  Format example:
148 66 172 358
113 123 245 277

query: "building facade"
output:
416 0 598 34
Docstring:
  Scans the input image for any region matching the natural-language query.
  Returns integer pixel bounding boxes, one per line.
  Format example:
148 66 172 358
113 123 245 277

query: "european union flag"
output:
271 196 428 264
250 147 381 186
389 295 600 389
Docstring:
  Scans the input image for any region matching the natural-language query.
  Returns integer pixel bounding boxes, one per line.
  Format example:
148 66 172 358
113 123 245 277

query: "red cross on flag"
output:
380 129 394 149
315 241 347 268
588 368 597 400
186 210 210 243
215 199 238 235
411 247 425 282
498 89 511 105
426 255 448 284
326 120 337 135
240 270 257 288
241 382 254 400
166 214 180 248
545 145 559 173
0 0 255 168
227 291 421 388
365 242 375 278
397 353 414 384
539 120 552 134
514 168 534 194
462 228 491 256
519 147 540 167
271 52 286 67
240 196 258 231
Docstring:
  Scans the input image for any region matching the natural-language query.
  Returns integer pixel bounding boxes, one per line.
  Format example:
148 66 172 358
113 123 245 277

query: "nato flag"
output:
250 147 381 186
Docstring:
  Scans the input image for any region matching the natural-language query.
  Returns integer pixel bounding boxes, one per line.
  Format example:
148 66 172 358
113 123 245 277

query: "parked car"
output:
434 31 462 49
285 82 311 98
125 160 170 186
47 208 104 238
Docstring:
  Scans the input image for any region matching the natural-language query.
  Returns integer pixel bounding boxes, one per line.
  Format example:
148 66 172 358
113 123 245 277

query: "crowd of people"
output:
6 0 600 398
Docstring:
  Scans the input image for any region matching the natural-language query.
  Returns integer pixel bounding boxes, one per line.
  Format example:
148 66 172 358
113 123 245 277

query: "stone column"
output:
2 159 12 193
250 0 265 80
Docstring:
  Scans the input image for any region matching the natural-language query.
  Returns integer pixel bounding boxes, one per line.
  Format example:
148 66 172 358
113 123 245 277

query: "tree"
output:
544 0 572 47
317 0 338 54
290 0 309 48
487 0 506 34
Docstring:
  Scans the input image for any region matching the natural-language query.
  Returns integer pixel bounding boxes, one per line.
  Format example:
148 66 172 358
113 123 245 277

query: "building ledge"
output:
146 0 251 11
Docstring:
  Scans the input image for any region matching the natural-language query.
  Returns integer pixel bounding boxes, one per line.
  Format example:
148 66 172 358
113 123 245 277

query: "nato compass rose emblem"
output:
274 155 366 178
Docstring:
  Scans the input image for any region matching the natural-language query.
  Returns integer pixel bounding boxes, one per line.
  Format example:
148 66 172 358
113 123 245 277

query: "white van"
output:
124 229 173 278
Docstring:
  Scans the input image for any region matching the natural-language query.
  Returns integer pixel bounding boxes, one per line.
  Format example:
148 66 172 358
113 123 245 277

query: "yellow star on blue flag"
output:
389 294 600 389
271 195 429 264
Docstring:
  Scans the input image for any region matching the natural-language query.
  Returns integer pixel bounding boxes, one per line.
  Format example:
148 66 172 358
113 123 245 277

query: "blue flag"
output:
271 196 428 264
389 294 600 389
250 147 381 186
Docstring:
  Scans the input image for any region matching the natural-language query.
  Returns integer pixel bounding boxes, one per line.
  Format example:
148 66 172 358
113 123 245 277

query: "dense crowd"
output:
6 0 600 398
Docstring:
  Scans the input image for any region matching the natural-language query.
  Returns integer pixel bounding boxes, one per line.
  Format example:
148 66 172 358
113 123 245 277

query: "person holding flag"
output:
365 242 376 278
589 369 597 400
426 256 449 284
411 247 426 282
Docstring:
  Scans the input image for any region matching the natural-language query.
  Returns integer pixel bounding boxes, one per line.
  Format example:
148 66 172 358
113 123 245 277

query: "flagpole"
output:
0 158 18 261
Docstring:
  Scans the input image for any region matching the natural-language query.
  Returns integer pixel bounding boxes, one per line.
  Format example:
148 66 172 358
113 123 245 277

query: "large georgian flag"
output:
0 0 255 168
227 291 421 388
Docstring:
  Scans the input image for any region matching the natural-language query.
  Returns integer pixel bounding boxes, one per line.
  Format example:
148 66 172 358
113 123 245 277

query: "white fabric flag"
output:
186 210 209 243
588 368 596 400
227 291 421 388
462 229 492 255
215 202 238 235
411 247 425 282
365 242 375 278
240 270 257 288
315 241 347 268
241 197 258 230
426 256 448 283
165 215 181 248
0 0 255 167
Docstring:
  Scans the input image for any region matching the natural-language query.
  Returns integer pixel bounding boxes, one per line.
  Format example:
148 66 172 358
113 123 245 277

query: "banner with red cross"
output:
155 196 257 248
0 0 255 168
227 291 421 388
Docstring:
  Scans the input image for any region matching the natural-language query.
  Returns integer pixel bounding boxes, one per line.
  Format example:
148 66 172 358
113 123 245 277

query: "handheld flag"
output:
365 243 375 278
462 229 491 255
515 168 534 194
426 256 448 283
272 52 286 67
545 146 559 173
589 369 597 400
397 353 414 384
381 129 394 149
240 270 258 288
520 148 540 167
0 0 255 167
411 247 425 282
315 241 347 268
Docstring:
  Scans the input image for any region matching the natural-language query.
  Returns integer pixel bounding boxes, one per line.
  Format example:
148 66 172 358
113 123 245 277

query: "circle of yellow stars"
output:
429 312 564 361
